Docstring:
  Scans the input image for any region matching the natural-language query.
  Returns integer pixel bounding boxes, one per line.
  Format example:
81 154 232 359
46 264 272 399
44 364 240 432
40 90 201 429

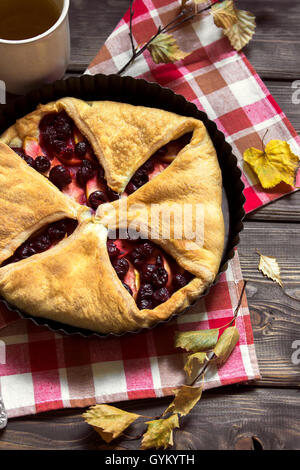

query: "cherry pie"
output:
0 98 224 334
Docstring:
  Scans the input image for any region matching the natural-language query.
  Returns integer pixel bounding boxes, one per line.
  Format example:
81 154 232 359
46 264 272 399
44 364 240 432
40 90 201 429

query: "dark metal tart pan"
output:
0 74 245 338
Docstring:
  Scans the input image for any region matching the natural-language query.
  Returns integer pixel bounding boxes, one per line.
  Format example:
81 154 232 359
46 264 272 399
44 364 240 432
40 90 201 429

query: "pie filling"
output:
9 111 194 309
1 218 78 266
107 235 193 309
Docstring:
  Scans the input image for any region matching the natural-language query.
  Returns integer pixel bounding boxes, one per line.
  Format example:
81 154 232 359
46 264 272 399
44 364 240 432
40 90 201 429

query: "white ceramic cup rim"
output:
0 0 70 44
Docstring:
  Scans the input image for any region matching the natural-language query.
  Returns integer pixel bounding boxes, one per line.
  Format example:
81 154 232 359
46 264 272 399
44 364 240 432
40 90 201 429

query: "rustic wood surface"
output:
0 0 299 450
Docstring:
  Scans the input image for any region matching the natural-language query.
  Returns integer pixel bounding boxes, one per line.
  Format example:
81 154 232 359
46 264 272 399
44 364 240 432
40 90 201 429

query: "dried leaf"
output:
184 352 207 378
82 404 140 443
244 140 299 189
180 0 190 9
175 329 219 353
211 0 238 29
223 8 256 51
213 326 239 365
141 414 179 450
147 33 190 64
258 252 283 287
162 385 203 417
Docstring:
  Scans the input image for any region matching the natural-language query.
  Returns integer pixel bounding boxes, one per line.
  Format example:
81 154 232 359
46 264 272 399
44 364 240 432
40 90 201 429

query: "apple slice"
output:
124 261 140 299
148 161 169 181
63 178 86 204
23 137 44 159
85 175 105 199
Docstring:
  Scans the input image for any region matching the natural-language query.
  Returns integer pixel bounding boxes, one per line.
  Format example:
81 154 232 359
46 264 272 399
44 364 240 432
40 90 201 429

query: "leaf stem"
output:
117 1 216 75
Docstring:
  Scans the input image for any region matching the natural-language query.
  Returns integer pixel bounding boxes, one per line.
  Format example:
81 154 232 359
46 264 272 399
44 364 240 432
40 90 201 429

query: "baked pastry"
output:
0 98 224 334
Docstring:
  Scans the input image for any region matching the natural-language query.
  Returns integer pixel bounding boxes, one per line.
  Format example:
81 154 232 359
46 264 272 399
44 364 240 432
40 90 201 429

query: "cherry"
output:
106 186 119 201
32 234 51 253
76 160 95 187
54 113 73 140
97 166 105 182
17 244 36 259
49 165 72 189
140 159 154 173
48 225 65 242
107 240 120 259
152 267 168 288
123 283 133 296
88 191 107 210
141 263 156 281
156 255 163 266
23 155 35 168
75 142 87 158
130 247 144 268
139 283 153 300
131 168 148 188
126 182 138 195
34 155 50 173
153 287 170 305
139 242 154 257
113 258 129 279
173 273 188 290
137 298 153 309
155 146 168 158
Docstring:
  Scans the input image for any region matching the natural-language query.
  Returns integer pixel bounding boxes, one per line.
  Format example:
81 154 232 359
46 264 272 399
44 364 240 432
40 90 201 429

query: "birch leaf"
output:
184 352 207 378
141 414 179 450
213 326 240 365
82 404 140 443
211 0 238 29
147 33 190 64
258 252 283 287
175 329 219 353
224 8 256 51
244 140 299 189
162 385 203 417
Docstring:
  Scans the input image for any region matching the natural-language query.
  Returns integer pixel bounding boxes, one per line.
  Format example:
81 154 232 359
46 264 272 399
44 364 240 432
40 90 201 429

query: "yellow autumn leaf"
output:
258 252 283 287
211 0 238 29
141 414 179 450
162 385 203 417
213 326 240 366
175 329 219 353
82 404 140 443
223 8 256 51
244 140 299 189
184 352 207 378
147 33 190 64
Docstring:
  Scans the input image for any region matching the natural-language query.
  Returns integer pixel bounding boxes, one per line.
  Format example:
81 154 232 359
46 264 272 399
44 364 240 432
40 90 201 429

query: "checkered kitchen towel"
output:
1 0 299 418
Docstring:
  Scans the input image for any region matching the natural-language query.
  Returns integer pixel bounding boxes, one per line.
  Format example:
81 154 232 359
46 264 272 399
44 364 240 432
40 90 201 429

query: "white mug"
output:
0 0 70 95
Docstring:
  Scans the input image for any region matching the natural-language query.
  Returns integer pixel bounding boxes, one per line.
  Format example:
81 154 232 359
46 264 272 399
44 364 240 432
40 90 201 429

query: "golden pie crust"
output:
0 98 224 334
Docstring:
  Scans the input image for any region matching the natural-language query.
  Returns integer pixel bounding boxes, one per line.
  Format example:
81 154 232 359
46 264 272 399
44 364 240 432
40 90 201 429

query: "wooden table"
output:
0 0 299 450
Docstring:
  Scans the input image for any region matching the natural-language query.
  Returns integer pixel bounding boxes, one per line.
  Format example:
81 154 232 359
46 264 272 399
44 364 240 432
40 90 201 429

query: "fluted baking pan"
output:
0 74 245 337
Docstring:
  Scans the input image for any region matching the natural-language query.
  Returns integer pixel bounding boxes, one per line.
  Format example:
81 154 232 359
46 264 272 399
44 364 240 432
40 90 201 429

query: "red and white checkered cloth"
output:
0 0 299 418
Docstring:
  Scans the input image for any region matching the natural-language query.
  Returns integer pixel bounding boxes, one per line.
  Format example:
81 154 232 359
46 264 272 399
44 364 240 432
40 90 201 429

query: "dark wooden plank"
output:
68 0 300 79
0 387 299 450
68 0 128 72
240 0 300 80
239 221 300 387
246 192 300 222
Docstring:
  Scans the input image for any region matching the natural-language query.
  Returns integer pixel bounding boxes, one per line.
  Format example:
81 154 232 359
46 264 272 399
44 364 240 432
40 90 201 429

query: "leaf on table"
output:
141 414 179 450
244 140 299 189
211 0 238 29
257 252 283 287
82 404 140 443
213 326 239 366
162 385 203 417
223 8 256 51
147 33 190 64
184 352 207 378
175 329 219 352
